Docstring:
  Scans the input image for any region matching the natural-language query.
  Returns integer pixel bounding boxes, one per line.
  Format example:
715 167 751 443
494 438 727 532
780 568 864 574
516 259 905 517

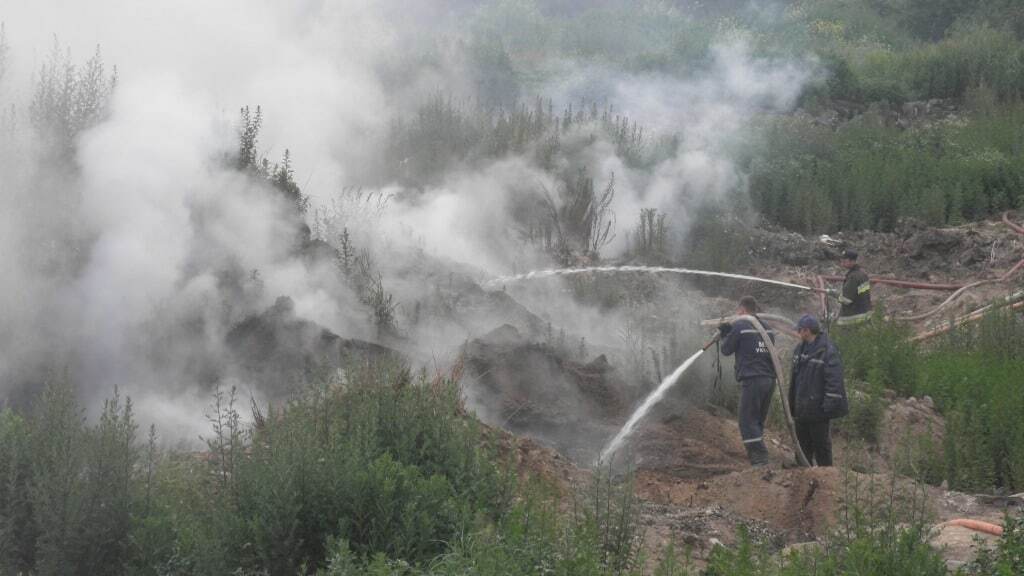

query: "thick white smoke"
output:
0 0 815 437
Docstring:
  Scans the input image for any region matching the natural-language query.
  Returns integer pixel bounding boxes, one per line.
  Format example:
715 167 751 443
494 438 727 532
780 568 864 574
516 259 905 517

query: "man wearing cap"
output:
718 296 776 467
836 249 871 325
789 314 847 466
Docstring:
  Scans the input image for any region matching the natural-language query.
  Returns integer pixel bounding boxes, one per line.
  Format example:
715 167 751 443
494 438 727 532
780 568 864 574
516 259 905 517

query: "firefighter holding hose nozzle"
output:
789 314 848 466
718 296 776 467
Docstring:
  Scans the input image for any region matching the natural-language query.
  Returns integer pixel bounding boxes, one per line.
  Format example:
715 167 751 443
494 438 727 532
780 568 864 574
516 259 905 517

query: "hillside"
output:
1 1 1024 574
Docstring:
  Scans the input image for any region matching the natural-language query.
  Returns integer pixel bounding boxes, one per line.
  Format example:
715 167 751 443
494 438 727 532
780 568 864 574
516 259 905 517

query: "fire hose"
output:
819 275 965 291
819 211 1024 323
911 291 1024 343
701 313 799 338
936 519 1004 537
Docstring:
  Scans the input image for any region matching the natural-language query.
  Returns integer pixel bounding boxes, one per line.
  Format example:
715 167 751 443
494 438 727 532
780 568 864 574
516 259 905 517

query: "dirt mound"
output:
880 395 945 462
226 296 398 398
623 405 764 481
463 324 627 461
639 466 841 542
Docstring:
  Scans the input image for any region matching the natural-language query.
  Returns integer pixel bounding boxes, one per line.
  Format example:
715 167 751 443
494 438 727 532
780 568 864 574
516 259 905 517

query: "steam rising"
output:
0 0 813 438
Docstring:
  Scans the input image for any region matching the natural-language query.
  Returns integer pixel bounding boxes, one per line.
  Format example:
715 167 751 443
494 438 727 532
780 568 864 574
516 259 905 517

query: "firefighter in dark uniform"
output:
718 296 776 467
836 249 871 326
789 314 847 466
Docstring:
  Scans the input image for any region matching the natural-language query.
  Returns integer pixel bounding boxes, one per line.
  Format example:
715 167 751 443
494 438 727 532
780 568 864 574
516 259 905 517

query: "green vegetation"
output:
438 1 1024 234
0 363 660 575
744 103 1024 233
835 306 1024 493
3 357 992 575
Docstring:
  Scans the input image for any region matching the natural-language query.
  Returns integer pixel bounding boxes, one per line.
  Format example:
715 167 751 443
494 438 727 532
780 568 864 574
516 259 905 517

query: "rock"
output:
709 537 724 549
782 541 824 558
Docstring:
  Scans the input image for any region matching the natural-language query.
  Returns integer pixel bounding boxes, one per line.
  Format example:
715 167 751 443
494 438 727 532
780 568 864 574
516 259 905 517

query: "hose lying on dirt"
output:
936 519 1004 537
733 314 810 468
892 212 1024 323
894 260 1024 322
818 212 1024 323
912 298 1024 343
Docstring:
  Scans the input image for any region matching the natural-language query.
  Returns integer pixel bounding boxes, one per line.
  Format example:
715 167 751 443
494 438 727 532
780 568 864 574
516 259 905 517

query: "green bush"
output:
0 361 669 574
0 379 138 576
831 315 919 396
745 105 1024 233
832 379 885 446
828 307 1024 493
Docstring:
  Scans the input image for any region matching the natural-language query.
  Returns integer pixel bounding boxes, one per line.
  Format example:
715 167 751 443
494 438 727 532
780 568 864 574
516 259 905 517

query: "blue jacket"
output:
788 334 847 421
721 318 777 381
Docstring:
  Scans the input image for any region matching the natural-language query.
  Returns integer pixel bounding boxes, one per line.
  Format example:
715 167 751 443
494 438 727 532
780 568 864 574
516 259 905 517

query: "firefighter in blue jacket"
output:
789 314 848 466
718 296 776 467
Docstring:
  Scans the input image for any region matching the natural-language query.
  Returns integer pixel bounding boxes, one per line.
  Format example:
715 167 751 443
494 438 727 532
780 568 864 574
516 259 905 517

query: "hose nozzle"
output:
701 331 722 352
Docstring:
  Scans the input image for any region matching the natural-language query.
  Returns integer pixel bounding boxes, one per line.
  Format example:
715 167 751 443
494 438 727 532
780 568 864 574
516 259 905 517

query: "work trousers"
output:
738 377 775 466
795 419 833 466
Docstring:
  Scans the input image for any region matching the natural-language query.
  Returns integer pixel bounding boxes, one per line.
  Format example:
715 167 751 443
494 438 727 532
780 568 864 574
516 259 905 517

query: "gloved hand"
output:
717 322 733 337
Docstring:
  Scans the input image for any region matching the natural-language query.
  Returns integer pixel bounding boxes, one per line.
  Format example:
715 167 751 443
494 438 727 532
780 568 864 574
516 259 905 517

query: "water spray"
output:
598 333 721 464
487 266 822 293
599 315 810 467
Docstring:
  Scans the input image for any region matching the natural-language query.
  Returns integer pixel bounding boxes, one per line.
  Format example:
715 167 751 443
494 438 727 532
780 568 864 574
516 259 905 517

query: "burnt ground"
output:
225 295 399 400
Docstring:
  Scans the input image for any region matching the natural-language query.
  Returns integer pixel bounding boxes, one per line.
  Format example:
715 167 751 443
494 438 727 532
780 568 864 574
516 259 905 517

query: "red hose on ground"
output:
821 212 1024 297
820 276 965 291
893 213 1024 322
939 519 1004 537
1004 211 1024 235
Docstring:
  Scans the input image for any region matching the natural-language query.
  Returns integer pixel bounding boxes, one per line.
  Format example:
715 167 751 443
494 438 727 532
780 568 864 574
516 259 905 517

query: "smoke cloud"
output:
0 0 814 438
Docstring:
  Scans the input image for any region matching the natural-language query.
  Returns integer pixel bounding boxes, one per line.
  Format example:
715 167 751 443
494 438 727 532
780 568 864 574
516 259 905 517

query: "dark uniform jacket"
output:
789 335 847 422
721 317 777 382
838 265 872 321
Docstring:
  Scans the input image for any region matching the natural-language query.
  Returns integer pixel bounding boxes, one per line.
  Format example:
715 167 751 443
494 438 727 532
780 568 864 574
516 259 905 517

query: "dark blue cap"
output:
795 314 820 332
841 249 858 260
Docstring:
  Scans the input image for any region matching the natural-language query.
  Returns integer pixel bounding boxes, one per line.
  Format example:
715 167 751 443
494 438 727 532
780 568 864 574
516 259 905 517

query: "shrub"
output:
745 105 1024 233
831 314 918 396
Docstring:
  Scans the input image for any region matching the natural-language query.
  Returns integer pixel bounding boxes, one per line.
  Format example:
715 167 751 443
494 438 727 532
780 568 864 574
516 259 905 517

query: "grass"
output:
0 361 664 575
832 306 1024 493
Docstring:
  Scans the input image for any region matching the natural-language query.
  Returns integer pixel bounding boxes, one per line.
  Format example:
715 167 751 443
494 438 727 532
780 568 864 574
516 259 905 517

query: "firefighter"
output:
718 296 776 467
836 249 872 325
789 314 847 467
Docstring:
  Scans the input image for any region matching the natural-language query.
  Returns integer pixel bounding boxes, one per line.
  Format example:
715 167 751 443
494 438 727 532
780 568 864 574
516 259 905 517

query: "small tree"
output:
541 169 616 263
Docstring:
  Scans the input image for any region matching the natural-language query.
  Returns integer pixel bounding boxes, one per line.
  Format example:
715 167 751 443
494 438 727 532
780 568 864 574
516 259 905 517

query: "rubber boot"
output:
745 441 769 467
